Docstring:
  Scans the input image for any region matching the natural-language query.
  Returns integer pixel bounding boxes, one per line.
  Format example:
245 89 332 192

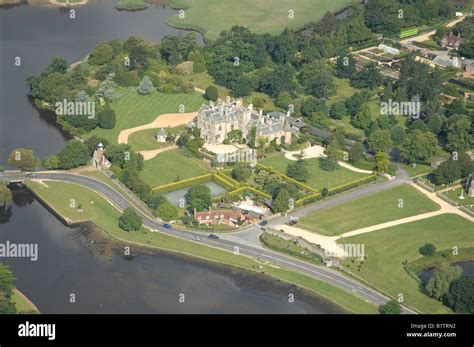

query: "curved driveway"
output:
0 170 417 314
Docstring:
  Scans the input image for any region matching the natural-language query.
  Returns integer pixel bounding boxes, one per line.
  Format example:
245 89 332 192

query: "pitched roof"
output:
157 128 167 136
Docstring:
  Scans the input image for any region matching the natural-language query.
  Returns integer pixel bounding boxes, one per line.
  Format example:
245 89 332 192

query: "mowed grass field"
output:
298 185 440 236
339 214 474 313
140 149 211 188
26 180 377 314
167 0 352 39
128 125 184 151
90 88 204 144
259 154 369 191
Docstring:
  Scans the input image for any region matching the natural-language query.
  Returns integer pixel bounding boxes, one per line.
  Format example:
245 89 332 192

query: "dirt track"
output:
118 112 197 144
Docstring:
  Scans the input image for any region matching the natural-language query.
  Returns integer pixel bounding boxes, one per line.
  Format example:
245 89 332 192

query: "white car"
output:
192 236 201 241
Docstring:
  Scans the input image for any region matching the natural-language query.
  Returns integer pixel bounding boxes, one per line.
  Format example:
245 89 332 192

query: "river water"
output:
0 185 343 313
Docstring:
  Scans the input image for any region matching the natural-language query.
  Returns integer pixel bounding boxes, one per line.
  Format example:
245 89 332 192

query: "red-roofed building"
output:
194 208 251 228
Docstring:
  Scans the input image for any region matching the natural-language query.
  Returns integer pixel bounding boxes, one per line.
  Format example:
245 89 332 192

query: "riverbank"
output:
12 288 40 314
25 180 378 313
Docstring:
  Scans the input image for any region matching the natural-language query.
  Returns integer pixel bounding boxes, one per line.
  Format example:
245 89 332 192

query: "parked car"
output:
192 236 201 241
26 173 37 178
259 220 268 226
208 234 219 240
162 224 172 229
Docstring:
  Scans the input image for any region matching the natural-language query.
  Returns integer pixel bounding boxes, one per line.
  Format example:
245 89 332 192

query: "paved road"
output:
1 171 416 314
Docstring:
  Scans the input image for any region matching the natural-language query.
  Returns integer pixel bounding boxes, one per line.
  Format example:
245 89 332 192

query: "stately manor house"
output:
196 97 293 145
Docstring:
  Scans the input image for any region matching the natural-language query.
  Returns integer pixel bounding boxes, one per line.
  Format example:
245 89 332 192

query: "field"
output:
339 214 474 313
90 89 204 144
443 187 474 212
128 125 184 151
259 153 369 191
298 185 440 236
139 149 211 188
398 163 433 177
167 0 352 39
26 180 377 314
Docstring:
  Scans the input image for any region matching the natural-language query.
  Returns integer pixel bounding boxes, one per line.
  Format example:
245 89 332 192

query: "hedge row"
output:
256 163 319 194
152 173 213 194
228 186 272 200
216 170 240 188
212 172 237 190
328 174 378 195
295 193 322 207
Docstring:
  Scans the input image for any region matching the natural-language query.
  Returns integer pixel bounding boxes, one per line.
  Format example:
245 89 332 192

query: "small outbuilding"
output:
156 128 168 143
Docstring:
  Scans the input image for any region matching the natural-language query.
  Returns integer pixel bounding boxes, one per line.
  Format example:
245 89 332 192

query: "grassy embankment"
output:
298 185 440 236
26 180 378 313
339 214 474 313
166 0 353 40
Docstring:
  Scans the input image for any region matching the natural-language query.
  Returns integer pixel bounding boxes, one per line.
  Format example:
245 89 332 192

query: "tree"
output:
266 28 297 64
259 65 296 97
445 276 474 313
368 130 392 153
352 103 372 131
0 264 17 314
89 42 114 65
76 90 89 103
231 164 252 182
96 74 120 101
348 142 364 164
286 160 309 182
329 101 347 120
84 136 110 155
0 183 13 208
430 159 462 186
375 152 389 173
299 61 335 98
155 201 178 222
42 155 60 170
390 126 406 146
379 299 401 314
47 57 68 74
57 140 90 169
425 262 463 300
351 63 383 89
447 116 472 152
188 50 206 73
419 243 436 256
204 86 219 101
119 207 142 231
320 147 338 171
335 52 356 79
99 107 116 129
186 185 212 212
8 149 39 171
364 0 401 36
138 76 154 95
301 97 328 118
273 188 290 213
401 130 438 164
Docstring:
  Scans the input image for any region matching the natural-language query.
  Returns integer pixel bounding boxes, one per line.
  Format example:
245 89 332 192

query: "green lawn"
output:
128 125 184 151
26 180 377 314
339 214 474 313
90 89 204 144
167 0 352 39
328 78 357 106
259 153 369 191
140 149 211 188
12 289 39 314
298 184 440 236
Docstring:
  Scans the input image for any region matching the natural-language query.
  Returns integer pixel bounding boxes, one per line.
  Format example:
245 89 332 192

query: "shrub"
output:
115 0 148 11
99 108 116 129
419 243 436 256
204 86 219 101
176 61 194 75
155 201 178 221
379 300 401 314
119 208 143 231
